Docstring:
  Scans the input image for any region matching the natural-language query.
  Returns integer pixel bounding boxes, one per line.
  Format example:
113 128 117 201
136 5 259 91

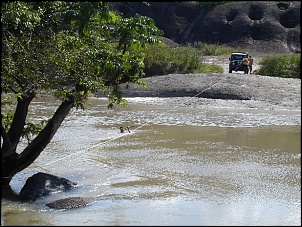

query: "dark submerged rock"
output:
46 197 95 210
18 172 77 202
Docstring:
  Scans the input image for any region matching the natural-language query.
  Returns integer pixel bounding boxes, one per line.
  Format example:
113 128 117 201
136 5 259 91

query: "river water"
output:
1 96 301 226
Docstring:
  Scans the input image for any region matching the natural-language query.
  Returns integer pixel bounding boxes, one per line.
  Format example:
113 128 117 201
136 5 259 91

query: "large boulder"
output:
18 172 77 202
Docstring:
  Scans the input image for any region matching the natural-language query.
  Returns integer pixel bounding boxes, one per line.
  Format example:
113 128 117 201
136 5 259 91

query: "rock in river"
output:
18 172 77 202
46 197 96 210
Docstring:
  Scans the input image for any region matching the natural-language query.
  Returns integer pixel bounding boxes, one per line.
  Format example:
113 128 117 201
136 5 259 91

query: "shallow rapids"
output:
2 96 301 226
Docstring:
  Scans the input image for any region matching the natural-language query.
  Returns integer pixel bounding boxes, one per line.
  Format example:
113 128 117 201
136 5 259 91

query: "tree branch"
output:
1 125 14 158
14 98 75 175
7 92 35 151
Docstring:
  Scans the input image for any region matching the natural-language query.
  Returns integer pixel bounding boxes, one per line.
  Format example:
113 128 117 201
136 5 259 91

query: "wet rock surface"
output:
46 197 95 210
18 172 77 202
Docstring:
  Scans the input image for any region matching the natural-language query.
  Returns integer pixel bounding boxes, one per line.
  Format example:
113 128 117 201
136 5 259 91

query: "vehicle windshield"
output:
231 54 246 61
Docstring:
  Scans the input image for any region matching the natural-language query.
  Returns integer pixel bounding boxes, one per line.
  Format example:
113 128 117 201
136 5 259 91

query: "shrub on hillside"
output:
255 54 300 78
142 43 223 77
198 1 232 9
193 41 241 56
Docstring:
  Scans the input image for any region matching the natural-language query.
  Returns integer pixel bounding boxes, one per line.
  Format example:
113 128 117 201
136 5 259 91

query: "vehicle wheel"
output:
229 69 232 73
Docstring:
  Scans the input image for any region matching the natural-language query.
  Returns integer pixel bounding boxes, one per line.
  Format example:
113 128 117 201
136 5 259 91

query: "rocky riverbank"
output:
120 72 301 112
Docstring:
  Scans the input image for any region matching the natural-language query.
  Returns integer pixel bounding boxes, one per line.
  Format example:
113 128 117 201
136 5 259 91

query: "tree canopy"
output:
1 1 163 187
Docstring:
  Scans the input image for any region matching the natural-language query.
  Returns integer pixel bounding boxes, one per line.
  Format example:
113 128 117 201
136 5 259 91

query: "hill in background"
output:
109 1 301 55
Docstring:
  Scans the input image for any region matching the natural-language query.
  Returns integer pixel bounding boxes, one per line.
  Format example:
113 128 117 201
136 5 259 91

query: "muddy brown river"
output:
1 96 301 226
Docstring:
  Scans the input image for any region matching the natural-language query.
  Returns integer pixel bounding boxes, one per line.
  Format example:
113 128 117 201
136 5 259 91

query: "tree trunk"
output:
1 98 75 187
2 93 35 158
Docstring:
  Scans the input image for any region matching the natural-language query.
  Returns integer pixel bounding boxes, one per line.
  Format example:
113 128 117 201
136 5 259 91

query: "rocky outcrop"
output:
18 172 77 202
109 1 301 54
191 1 301 54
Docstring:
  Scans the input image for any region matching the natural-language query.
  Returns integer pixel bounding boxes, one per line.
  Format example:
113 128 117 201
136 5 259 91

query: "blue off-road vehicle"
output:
229 52 248 73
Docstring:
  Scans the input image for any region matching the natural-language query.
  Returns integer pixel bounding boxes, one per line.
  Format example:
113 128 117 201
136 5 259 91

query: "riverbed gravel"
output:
121 73 300 111
120 57 300 112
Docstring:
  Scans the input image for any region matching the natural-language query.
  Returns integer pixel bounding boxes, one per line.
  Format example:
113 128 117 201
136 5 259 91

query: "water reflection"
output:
1 96 301 226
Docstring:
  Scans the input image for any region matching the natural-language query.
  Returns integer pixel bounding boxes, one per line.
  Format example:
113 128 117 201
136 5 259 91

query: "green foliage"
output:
2 2 162 100
141 43 223 76
196 63 224 73
255 54 301 78
1 112 14 132
1 97 48 144
112 13 164 54
193 41 242 56
142 43 197 76
21 121 48 144
1 2 163 138
197 1 232 9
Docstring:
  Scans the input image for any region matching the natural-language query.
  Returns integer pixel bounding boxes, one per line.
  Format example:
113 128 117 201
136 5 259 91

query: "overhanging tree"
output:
1 2 163 187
